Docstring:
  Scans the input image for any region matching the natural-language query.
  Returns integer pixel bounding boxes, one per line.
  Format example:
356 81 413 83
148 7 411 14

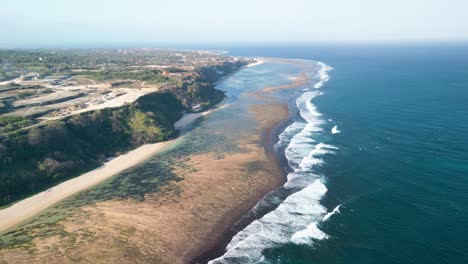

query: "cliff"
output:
0 60 248 206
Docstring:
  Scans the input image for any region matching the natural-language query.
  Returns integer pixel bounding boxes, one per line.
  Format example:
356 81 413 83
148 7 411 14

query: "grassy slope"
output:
0 61 247 206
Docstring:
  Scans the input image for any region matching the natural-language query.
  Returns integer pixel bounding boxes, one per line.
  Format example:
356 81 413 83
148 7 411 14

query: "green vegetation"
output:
74 69 169 83
0 116 35 134
168 61 247 111
16 91 36 99
0 60 247 206
0 91 182 206
0 83 44 92
0 48 239 80
0 72 20 82
0 84 48 114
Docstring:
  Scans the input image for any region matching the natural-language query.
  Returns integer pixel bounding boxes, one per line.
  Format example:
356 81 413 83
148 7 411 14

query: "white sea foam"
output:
298 143 337 172
210 61 334 264
323 204 342 222
314 62 333 89
331 125 341 134
282 91 325 171
274 121 304 151
209 180 328 264
291 222 329 244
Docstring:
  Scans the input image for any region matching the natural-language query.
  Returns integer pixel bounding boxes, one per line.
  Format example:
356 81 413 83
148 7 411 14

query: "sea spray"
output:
323 204 342 222
331 125 341 134
209 180 329 264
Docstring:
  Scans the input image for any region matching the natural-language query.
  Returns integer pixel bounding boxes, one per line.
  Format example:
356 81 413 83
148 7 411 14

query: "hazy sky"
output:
2 0 468 47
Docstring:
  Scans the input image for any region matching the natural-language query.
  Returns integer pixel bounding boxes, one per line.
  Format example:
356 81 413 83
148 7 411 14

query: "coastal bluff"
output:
0 60 248 207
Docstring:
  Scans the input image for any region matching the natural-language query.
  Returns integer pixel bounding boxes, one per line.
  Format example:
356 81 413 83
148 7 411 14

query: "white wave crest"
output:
210 61 335 264
297 143 337 172
291 222 329 245
313 62 333 89
331 125 341 134
283 91 325 170
323 204 342 222
209 180 328 264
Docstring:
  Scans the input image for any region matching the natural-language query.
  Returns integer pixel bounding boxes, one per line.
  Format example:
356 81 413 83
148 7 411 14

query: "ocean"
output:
207 44 468 263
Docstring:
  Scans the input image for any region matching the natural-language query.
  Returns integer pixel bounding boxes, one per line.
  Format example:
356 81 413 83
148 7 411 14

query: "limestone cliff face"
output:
169 60 248 111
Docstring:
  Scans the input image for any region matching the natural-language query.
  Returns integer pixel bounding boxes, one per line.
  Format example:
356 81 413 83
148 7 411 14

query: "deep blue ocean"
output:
205 44 468 263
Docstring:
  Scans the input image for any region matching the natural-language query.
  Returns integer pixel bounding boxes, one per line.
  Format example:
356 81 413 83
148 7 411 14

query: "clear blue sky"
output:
2 0 468 47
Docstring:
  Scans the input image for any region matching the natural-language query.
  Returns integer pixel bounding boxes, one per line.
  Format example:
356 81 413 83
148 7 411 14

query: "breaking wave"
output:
210 61 336 264
331 125 341 134
323 204 342 222
314 62 333 88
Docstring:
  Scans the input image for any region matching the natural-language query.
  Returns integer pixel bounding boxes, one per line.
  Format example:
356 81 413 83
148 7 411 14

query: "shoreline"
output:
189 60 311 263
0 105 217 235
188 104 291 264
0 58 313 264
246 58 264 67
174 98 228 130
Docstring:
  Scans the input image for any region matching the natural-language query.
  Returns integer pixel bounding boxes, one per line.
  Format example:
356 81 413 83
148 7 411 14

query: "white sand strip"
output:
0 101 226 233
174 99 228 130
0 94 226 234
247 58 264 67
0 140 173 233
174 113 204 130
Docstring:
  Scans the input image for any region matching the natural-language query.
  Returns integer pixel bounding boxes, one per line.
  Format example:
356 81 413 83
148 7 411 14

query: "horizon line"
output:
1 40 468 50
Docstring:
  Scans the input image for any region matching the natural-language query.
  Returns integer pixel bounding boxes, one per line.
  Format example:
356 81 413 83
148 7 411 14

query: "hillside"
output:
0 60 248 206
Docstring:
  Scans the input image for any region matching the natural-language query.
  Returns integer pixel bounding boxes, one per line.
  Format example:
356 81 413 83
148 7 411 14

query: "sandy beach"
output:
0 140 173 234
246 58 264 67
0 106 214 235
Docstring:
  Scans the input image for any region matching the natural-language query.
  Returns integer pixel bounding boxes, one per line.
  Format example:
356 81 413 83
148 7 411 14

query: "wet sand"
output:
263 72 309 93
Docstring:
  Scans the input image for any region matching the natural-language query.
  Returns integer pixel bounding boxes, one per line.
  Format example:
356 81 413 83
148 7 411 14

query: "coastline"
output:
246 58 264 68
189 60 313 263
188 103 291 264
0 58 311 264
174 98 228 130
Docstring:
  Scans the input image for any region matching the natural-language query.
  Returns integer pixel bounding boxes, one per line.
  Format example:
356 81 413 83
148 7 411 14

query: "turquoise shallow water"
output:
207 44 468 263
